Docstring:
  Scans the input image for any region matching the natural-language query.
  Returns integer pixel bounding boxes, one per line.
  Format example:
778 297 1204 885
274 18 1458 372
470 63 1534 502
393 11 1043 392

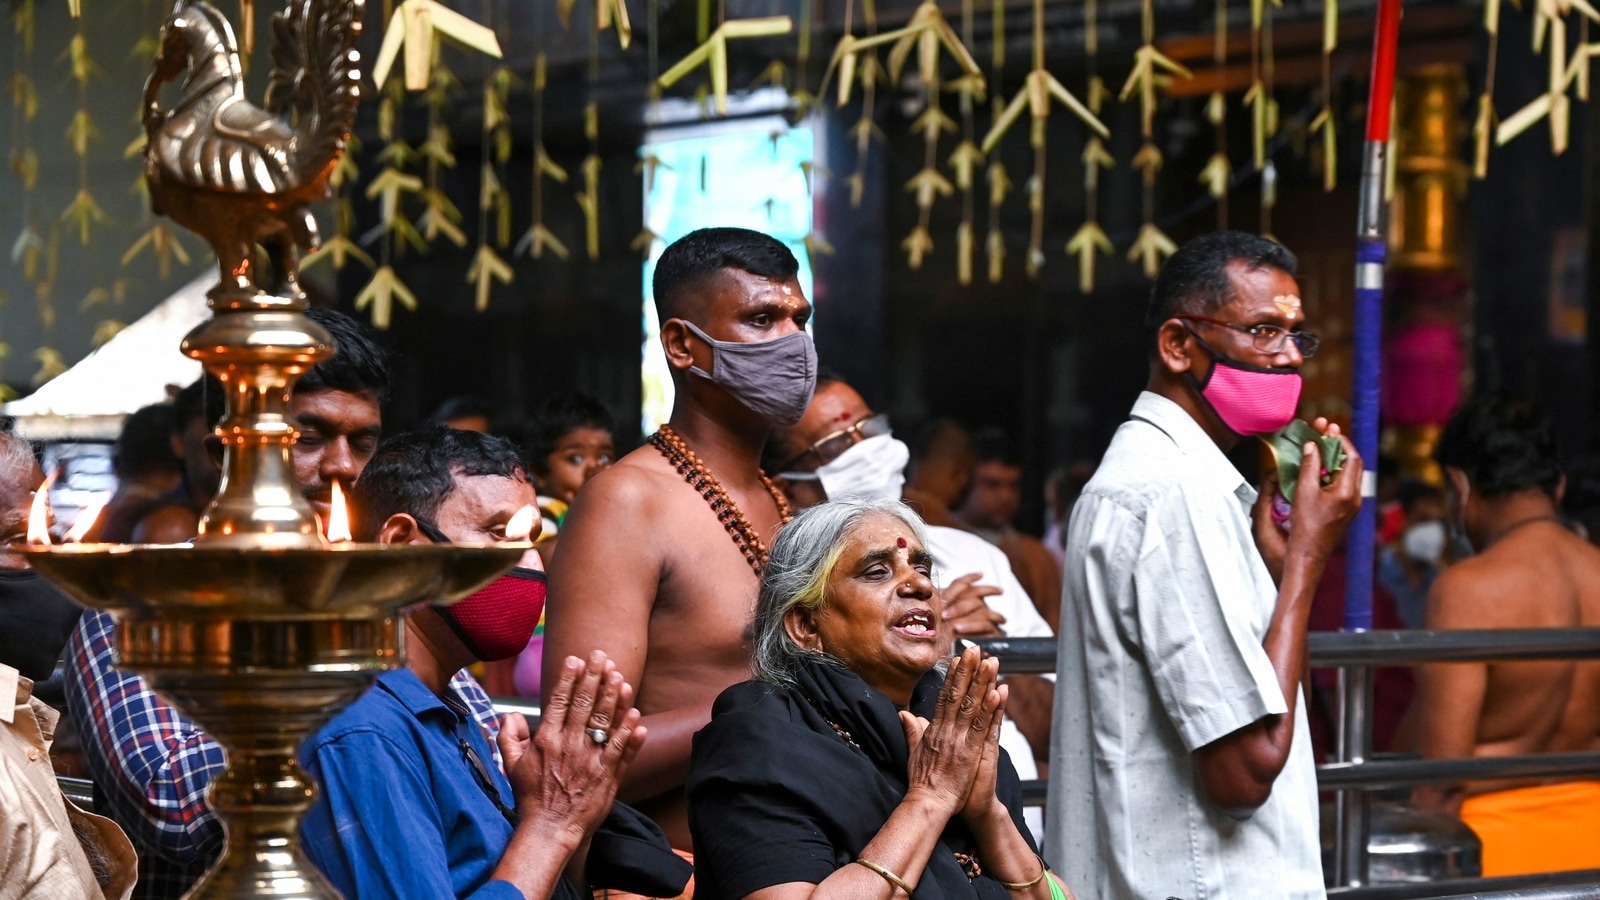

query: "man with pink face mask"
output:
301 425 690 900
1047 232 1364 899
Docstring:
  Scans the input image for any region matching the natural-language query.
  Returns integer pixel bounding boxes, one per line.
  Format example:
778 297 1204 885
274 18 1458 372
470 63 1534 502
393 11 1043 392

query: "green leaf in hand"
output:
1266 419 1345 504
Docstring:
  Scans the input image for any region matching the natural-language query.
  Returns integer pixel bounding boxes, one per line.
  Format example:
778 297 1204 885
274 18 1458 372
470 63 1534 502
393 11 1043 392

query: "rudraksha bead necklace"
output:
649 425 793 576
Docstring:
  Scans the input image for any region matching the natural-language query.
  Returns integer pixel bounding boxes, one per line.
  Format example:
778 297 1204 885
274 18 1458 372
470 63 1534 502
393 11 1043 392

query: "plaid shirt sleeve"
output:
448 667 504 772
64 609 227 868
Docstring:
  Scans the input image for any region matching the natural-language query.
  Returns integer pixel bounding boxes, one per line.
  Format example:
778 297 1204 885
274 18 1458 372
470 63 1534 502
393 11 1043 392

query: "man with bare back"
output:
1411 397 1600 877
543 228 815 866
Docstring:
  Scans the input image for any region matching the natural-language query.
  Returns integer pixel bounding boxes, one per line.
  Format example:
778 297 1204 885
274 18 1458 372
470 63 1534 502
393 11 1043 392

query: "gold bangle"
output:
854 858 915 896
996 852 1047 891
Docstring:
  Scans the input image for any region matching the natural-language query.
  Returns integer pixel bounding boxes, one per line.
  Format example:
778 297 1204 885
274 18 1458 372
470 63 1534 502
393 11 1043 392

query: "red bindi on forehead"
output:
897 536 907 548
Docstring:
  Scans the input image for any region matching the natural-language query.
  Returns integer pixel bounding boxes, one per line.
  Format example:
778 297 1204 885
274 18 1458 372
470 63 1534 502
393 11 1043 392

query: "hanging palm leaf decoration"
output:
985 0 1006 283
1201 0 1232 225
981 0 1107 278
372 0 503 91
657 17 794 115
1120 0 1189 277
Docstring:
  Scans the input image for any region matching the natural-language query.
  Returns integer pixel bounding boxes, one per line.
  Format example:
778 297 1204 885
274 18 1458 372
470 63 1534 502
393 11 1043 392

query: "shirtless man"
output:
544 227 815 854
1411 397 1600 877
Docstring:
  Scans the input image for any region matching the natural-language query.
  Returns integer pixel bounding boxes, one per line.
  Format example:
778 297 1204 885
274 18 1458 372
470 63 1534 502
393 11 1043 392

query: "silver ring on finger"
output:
586 727 609 746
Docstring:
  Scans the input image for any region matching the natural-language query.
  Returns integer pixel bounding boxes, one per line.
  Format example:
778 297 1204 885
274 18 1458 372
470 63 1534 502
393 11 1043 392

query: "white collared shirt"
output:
925 524 1053 841
1045 392 1324 899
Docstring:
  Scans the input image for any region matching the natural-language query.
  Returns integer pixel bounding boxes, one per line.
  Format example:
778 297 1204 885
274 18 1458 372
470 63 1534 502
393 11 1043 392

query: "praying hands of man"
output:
491 651 646 897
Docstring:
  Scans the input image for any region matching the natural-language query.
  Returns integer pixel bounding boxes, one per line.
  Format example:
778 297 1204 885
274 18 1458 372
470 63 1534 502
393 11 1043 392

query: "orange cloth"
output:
594 848 694 900
1459 781 1600 877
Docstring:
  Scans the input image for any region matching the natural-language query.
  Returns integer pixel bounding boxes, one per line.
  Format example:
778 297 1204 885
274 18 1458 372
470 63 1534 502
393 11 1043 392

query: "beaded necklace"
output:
649 425 793 576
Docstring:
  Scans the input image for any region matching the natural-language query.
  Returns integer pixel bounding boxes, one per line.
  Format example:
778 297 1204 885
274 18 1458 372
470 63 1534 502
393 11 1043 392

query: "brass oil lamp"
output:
25 0 525 896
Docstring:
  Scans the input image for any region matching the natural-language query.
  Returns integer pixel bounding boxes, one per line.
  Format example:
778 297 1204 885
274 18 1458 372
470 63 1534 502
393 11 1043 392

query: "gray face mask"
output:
683 321 818 426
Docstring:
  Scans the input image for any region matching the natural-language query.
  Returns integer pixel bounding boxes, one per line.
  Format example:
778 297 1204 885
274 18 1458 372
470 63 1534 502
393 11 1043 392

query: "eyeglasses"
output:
773 413 892 473
1177 314 1321 358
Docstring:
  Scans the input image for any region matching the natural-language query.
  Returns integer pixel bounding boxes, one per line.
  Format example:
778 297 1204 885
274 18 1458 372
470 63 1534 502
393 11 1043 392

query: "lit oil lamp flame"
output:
26 473 56 546
63 496 108 543
326 480 352 543
506 505 537 542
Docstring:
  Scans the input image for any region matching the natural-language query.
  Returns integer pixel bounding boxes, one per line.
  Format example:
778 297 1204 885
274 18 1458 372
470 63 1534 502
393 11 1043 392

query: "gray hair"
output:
752 497 932 687
0 425 35 490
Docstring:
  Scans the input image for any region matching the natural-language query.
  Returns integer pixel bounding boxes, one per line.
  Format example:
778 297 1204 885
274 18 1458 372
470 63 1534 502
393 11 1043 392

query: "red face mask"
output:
414 518 545 661
433 567 546 662
1187 334 1303 436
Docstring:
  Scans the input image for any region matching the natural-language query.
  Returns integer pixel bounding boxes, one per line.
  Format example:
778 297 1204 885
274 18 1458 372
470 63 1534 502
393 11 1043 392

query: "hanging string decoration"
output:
578 13 603 262
301 196 373 271
60 23 107 248
838 0 886 211
982 0 1108 279
657 17 794 116
946 0 983 285
1495 0 1600 157
1308 0 1337 191
1120 0 1191 277
824 0 981 269
1200 0 1231 225
517 53 572 260
123 0 197 286
419 67 467 248
1473 0 1502 178
1242 0 1279 171
355 82 423 328
467 1 513 311
596 0 632 49
984 0 1006 282
372 0 502 92
1066 133 1114 292
794 0 831 262
632 0 666 257
1257 3 1278 237
10 0 44 333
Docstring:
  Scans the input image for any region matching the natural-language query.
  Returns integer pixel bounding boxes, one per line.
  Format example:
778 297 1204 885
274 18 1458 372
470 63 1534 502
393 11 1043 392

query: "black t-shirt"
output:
0 568 84 684
687 658 1039 900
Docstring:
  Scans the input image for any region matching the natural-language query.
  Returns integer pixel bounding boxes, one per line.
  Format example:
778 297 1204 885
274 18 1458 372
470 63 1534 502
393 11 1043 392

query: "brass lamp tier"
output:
28 543 528 900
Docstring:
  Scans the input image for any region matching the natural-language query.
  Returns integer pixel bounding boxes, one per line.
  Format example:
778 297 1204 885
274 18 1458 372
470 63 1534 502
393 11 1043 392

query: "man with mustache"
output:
1049 232 1362 899
62 310 502 899
301 425 688 900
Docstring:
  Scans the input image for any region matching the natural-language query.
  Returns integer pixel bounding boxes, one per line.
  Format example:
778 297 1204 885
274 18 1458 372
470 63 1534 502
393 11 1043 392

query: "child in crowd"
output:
512 391 616 697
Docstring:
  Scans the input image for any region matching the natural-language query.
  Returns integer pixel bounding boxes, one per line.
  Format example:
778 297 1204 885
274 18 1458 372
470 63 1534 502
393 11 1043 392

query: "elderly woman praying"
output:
686 498 1072 900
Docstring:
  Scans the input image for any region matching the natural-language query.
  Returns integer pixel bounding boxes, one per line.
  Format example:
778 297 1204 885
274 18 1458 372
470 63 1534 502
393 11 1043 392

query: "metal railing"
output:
55 631 1599 898
974 630 1600 900
58 775 95 812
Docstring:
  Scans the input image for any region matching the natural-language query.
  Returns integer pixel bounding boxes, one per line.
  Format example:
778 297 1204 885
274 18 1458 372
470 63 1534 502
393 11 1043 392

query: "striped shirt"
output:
65 609 504 899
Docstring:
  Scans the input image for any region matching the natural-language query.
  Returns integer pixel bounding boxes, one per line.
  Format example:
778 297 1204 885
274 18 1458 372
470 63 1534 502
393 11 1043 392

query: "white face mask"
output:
783 434 910 503
1402 520 1447 565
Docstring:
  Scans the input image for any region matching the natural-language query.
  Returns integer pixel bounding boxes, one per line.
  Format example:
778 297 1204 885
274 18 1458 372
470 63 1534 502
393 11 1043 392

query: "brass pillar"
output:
1390 65 1468 272
1385 65 1470 485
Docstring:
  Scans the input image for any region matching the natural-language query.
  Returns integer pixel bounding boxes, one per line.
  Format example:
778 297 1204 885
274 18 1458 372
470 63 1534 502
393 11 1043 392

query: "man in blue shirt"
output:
301 425 689 900
64 309 487 900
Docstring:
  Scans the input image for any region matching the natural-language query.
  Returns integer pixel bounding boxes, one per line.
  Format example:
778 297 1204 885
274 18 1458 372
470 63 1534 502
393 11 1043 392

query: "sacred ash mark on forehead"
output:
1272 293 1303 316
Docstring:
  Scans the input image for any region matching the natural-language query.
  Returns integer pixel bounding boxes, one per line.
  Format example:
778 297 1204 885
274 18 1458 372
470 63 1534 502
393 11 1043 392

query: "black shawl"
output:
686 656 1038 900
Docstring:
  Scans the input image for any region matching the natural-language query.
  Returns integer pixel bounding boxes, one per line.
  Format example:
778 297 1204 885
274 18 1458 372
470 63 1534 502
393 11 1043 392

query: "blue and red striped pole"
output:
1335 0 1402 886
1344 0 1403 634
